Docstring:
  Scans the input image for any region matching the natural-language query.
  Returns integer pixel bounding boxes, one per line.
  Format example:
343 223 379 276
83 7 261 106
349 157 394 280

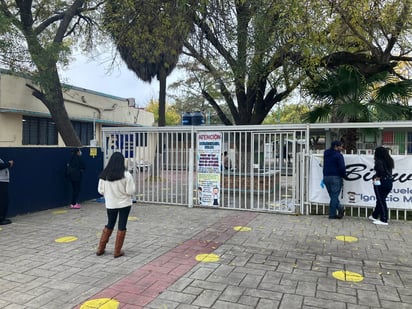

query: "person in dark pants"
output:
96 152 135 258
223 151 231 170
369 146 394 226
0 157 13 225
323 140 346 219
67 148 85 209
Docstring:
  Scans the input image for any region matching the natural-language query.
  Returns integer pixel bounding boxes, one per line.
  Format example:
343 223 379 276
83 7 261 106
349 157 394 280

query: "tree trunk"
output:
158 66 167 127
152 66 168 175
16 0 84 147
344 128 358 154
28 65 82 147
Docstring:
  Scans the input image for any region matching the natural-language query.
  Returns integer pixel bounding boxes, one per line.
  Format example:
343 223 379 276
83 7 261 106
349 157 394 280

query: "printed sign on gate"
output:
309 154 412 209
197 132 222 206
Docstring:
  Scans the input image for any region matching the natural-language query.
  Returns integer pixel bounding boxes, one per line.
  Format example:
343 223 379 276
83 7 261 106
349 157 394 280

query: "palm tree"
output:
104 0 193 126
303 66 412 152
104 0 195 174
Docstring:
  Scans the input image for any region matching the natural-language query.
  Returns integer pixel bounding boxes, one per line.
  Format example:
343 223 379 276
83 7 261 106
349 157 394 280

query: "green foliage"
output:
263 103 310 124
302 64 412 153
168 62 232 125
0 10 30 69
104 0 195 126
178 0 412 126
182 0 305 125
303 65 412 123
0 1 102 72
145 99 181 126
104 0 193 82
290 0 412 77
0 1 103 146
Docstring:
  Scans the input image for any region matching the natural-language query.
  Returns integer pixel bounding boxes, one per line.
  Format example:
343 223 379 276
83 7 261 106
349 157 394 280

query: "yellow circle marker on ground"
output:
80 298 119 309
128 216 138 221
52 210 67 214
233 226 252 232
336 236 358 242
332 270 364 282
55 236 78 243
196 253 220 262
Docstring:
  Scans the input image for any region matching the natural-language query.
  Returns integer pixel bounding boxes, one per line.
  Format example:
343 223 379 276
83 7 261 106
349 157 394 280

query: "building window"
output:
72 121 94 146
22 116 58 145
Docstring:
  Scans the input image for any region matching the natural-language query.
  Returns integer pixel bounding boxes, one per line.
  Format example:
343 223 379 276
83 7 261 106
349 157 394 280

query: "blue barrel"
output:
182 112 192 125
191 111 204 125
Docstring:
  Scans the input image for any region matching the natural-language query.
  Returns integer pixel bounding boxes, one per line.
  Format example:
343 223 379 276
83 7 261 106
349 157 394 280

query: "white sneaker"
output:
373 220 388 226
368 215 376 221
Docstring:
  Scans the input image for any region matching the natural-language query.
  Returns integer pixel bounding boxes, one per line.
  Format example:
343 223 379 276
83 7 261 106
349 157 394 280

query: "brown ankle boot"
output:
114 230 126 258
96 227 113 256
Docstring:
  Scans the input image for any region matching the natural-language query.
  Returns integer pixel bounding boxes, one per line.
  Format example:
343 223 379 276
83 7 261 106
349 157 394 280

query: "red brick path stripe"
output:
74 212 257 309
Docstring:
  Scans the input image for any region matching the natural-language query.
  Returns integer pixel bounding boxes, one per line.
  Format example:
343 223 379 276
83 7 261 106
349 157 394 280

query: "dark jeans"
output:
372 178 393 223
106 206 131 231
0 182 9 220
323 175 343 218
70 180 81 205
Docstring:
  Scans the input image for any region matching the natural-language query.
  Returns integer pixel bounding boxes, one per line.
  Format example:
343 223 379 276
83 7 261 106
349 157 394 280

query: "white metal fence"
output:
101 121 412 219
102 125 308 214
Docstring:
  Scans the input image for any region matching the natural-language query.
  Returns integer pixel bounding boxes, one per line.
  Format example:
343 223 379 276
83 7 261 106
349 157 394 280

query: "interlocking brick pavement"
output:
0 201 412 309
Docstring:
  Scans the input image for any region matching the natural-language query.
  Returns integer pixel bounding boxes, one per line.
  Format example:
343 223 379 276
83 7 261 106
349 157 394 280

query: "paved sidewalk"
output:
0 201 412 309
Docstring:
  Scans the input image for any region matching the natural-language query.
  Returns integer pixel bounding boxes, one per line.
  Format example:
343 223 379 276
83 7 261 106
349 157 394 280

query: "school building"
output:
0 70 154 147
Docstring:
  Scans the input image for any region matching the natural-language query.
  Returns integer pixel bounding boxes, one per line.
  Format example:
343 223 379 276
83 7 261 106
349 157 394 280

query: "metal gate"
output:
102 125 308 214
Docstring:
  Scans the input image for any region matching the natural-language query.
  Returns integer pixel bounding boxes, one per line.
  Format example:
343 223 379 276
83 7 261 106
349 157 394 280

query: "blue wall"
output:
0 147 103 217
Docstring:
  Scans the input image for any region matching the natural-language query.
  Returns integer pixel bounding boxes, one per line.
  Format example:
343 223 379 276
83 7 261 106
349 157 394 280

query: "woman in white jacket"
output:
96 152 135 258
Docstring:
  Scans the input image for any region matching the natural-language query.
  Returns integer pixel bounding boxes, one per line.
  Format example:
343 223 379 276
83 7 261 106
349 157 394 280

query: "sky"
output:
59 54 181 108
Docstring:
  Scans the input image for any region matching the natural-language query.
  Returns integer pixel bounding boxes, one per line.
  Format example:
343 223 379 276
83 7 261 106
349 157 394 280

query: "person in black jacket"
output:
369 146 394 226
0 157 13 225
323 140 346 219
67 148 85 209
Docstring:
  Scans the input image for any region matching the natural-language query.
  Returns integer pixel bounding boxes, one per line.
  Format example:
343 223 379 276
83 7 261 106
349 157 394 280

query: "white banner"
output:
197 132 222 206
309 154 412 209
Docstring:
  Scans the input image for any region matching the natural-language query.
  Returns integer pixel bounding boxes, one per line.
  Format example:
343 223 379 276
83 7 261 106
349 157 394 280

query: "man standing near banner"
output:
323 140 346 219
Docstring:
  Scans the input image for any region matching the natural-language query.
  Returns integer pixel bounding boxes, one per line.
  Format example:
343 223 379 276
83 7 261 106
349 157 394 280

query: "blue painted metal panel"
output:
0 147 103 217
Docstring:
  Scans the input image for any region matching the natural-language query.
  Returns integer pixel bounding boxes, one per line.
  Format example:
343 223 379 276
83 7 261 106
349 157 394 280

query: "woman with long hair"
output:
96 152 135 257
369 146 394 226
